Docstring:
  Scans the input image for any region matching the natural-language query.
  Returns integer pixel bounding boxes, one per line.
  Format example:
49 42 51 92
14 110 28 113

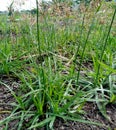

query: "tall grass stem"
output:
95 8 116 86
36 0 41 57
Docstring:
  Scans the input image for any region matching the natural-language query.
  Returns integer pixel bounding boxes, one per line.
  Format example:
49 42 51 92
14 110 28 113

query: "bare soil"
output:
0 76 116 130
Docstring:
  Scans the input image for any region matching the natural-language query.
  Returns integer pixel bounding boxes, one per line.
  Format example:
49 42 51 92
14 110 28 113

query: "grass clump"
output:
0 1 116 129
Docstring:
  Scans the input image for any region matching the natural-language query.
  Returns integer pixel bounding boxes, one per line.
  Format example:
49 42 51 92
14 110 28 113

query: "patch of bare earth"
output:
54 103 116 130
0 76 116 130
0 76 20 130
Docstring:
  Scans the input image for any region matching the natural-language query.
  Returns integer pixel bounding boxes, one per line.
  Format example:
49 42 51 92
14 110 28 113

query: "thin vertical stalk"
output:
73 13 85 74
95 8 116 86
76 3 102 86
76 15 95 86
36 0 41 57
35 0 46 115
36 0 45 83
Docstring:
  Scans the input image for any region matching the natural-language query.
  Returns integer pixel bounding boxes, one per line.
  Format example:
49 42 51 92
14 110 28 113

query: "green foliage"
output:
0 1 116 129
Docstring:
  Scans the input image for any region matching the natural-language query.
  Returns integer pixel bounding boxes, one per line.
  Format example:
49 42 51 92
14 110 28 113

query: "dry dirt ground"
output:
0 76 116 130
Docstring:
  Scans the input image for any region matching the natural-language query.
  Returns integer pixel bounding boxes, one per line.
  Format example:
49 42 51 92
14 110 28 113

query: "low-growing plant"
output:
0 0 116 129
